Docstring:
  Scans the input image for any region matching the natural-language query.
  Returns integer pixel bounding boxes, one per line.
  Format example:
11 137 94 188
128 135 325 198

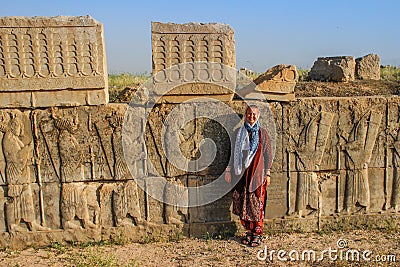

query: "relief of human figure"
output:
52 110 99 229
113 180 142 226
0 111 48 232
61 183 99 229
291 111 334 217
52 111 84 182
340 111 382 214
107 111 147 179
390 128 400 212
107 111 143 226
164 178 188 224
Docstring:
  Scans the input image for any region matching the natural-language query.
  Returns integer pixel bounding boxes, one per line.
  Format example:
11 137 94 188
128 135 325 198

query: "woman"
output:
225 104 273 247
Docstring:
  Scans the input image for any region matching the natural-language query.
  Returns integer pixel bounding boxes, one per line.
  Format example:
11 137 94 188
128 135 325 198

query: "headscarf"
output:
233 120 260 176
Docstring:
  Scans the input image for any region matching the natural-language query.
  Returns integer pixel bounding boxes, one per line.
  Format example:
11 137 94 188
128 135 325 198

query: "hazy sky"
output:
1 0 399 74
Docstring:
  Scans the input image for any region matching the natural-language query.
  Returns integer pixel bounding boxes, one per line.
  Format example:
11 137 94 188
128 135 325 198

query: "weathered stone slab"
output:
42 182 61 230
188 176 232 223
0 16 108 108
338 97 386 169
284 98 338 172
151 22 235 71
337 97 385 214
386 97 400 212
253 64 298 94
151 22 236 102
33 104 147 183
367 168 386 213
309 56 355 82
265 172 288 219
244 92 296 102
319 173 339 216
355 53 380 80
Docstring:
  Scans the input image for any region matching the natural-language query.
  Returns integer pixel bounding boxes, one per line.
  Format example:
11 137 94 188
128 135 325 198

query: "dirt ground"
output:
0 229 398 267
294 80 400 98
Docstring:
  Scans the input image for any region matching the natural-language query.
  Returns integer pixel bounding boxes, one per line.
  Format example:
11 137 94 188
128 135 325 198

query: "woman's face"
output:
245 107 259 125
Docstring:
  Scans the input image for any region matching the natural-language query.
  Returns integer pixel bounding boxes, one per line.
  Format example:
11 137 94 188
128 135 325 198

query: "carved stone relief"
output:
338 98 384 214
285 99 336 217
0 16 108 108
386 97 400 212
0 109 48 232
151 22 236 102
61 182 99 230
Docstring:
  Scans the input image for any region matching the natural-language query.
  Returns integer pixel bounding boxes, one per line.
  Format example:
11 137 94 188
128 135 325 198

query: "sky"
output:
1 0 399 74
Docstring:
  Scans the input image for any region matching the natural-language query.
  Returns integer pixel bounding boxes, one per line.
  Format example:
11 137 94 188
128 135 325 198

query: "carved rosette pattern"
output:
151 22 236 96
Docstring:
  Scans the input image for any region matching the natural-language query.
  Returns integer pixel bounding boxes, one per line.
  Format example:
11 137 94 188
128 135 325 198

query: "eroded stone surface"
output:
355 53 380 80
309 56 355 82
0 16 108 108
151 22 236 102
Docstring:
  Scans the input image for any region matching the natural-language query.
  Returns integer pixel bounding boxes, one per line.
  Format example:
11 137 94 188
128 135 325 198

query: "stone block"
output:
0 16 108 108
151 22 236 102
254 64 298 94
188 176 232 223
284 98 338 173
309 56 355 82
320 174 339 216
355 53 380 80
337 97 387 169
367 168 386 213
265 172 288 219
42 182 61 229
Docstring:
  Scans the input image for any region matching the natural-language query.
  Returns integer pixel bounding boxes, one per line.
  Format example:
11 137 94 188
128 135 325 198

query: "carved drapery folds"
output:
0 110 48 232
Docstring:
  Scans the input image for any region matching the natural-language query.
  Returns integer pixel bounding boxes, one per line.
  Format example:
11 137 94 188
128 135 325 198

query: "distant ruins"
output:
309 54 381 82
0 17 398 248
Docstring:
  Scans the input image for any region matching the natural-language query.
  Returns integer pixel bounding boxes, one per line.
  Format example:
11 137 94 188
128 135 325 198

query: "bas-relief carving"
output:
146 104 197 178
0 97 398 243
113 180 142 226
164 178 188 224
0 110 48 232
151 22 236 102
52 109 85 182
286 102 335 217
0 17 106 91
99 181 143 227
30 105 147 230
387 98 400 212
61 183 99 229
152 32 235 73
338 103 383 214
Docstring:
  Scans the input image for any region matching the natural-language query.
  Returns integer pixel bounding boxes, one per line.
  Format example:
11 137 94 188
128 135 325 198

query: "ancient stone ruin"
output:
245 64 298 101
356 53 381 80
309 54 381 82
151 22 236 102
0 16 108 108
309 56 356 82
0 16 398 249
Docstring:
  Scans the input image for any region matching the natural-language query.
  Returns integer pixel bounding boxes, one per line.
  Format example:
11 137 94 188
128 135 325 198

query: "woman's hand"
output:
264 175 271 186
264 169 271 186
224 170 232 183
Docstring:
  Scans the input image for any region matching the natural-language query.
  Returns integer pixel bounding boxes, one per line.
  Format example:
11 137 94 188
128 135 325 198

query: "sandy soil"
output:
0 229 398 267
